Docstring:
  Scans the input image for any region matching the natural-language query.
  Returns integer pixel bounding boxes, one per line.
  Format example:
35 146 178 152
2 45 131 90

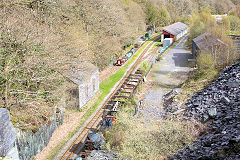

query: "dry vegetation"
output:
0 0 239 131
0 0 146 130
104 108 205 159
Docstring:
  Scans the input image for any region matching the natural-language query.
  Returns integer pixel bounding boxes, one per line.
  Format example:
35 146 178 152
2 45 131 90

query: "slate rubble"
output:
169 62 240 160
86 150 120 160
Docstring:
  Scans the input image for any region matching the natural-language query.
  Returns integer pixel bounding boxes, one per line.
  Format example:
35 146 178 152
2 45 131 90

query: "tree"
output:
146 2 170 27
228 15 240 32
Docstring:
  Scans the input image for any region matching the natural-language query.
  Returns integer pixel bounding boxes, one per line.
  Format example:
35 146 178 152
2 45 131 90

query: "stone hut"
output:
192 33 225 58
65 61 99 109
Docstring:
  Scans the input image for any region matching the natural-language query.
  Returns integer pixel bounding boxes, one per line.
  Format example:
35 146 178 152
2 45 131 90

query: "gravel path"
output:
141 36 194 119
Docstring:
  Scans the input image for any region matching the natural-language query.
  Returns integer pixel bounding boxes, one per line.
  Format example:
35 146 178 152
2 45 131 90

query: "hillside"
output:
0 0 239 134
0 0 240 159
0 0 146 130
143 0 239 27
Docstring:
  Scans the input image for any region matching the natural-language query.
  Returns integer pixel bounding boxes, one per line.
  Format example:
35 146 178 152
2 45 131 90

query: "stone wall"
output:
0 108 17 158
0 107 64 160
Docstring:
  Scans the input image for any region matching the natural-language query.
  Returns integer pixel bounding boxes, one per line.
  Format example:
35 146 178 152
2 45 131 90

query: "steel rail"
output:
60 37 160 160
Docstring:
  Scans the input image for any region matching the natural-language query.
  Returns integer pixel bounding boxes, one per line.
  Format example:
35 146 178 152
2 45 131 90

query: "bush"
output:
228 15 240 32
139 61 150 76
197 53 215 70
104 110 203 159
145 2 170 27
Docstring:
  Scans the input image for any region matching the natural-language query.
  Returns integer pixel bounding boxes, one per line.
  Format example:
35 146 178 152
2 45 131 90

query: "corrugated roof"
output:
193 33 225 51
65 61 98 85
163 22 188 36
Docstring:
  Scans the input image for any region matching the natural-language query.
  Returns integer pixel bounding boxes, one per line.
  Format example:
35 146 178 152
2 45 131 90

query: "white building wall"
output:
78 84 86 109
78 70 99 109
176 29 188 40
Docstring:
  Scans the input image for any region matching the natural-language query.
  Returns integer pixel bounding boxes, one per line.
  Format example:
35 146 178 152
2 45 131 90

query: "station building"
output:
65 61 99 109
162 22 188 42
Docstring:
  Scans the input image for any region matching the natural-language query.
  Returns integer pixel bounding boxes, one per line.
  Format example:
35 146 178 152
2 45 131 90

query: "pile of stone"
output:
170 62 240 159
163 88 184 116
86 150 120 160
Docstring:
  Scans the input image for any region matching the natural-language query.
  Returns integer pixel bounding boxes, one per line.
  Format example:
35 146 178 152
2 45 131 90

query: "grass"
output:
227 30 240 35
47 36 158 160
152 41 162 48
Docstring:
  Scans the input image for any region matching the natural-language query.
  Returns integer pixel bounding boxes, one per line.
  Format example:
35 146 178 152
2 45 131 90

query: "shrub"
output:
197 53 215 70
104 110 203 159
228 15 240 32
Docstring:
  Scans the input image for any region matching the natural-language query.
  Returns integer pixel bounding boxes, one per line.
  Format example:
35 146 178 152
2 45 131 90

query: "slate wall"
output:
15 107 64 160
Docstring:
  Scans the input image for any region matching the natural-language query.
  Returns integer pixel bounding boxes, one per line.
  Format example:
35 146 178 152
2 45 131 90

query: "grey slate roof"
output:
163 22 188 36
65 61 98 85
193 33 225 51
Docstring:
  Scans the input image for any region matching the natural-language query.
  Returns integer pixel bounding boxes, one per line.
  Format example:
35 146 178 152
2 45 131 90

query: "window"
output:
92 78 96 91
85 86 88 98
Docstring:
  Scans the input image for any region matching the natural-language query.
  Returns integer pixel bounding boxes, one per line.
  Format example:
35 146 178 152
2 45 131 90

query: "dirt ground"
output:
99 65 121 83
136 36 194 120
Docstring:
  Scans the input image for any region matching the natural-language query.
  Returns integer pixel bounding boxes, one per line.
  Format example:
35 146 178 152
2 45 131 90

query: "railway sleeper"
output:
127 79 139 83
127 76 143 80
115 92 131 96
124 80 138 85
118 91 132 94
108 100 126 104
129 73 143 77
113 95 130 99
125 84 137 88
123 86 135 90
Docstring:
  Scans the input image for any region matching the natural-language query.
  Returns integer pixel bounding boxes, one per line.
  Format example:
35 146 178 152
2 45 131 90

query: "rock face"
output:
0 108 17 157
170 62 240 159
15 108 63 160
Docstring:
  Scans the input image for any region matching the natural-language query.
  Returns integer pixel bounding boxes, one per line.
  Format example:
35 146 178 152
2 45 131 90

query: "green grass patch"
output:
47 37 157 160
152 41 162 48
227 30 240 35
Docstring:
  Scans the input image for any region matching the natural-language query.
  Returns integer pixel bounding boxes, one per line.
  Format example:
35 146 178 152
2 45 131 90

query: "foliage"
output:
228 15 240 32
0 0 147 130
197 54 215 70
0 30 62 108
139 61 151 76
221 16 231 32
145 2 170 27
189 8 217 42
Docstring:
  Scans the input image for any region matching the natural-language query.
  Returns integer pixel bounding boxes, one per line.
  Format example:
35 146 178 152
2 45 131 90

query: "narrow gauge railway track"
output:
60 37 160 160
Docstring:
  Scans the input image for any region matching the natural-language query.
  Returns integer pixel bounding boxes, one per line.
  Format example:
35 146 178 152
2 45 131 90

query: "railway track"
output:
59 36 160 160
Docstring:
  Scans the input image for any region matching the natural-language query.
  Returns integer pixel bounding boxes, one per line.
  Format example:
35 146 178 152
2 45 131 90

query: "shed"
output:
65 61 99 109
192 33 225 57
162 22 188 41
146 25 155 33
163 38 173 48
